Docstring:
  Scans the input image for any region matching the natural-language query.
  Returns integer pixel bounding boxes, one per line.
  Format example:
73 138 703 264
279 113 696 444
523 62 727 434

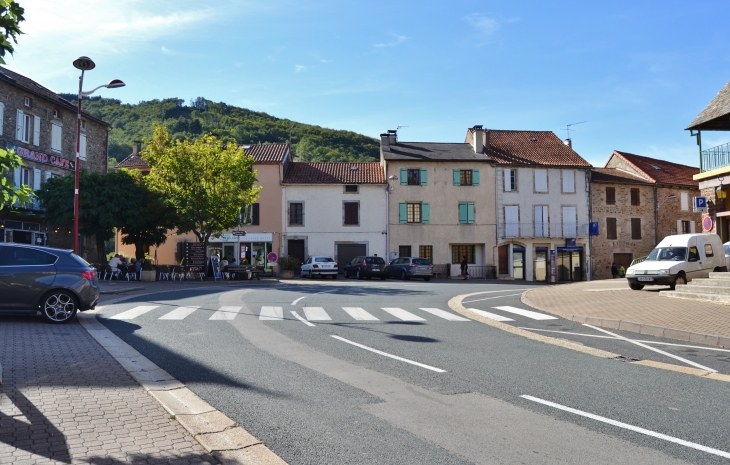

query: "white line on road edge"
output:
291 311 315 327
291 296 306 305
330 335 446 373
521 395 730 459
519 328 618 339
462 293 525 304
584 324 718 373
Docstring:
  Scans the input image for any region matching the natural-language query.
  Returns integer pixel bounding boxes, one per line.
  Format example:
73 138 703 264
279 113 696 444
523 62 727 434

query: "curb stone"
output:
78 294 288 465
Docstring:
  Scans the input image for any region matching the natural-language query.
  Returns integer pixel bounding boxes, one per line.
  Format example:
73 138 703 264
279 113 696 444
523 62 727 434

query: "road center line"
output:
521 395 730 459
583 324 718 373
291 311 315 327
462 293 525 304
330 335 446 373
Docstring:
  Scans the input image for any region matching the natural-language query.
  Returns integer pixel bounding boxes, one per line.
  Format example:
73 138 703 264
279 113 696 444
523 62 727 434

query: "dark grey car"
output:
386 257 433 281
0 243 100 323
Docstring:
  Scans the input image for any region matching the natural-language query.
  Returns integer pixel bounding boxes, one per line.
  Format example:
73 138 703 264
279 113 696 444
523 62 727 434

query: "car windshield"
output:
412 258 431 265
365 257 386 264
645 247 687 261
315 257 334 262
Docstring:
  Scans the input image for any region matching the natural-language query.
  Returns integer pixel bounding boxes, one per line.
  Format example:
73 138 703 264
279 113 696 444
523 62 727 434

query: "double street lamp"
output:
72 56 125 254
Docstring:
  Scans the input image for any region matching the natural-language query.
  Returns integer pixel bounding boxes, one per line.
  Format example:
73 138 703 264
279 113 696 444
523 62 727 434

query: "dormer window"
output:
23 97 30 107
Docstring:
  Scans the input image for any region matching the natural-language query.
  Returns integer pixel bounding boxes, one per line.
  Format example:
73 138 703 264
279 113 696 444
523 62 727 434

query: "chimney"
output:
387 129 397 145
485 130 490 149
472 125 483 153
564 138 572 149
132 140 142 156
380 133 390 152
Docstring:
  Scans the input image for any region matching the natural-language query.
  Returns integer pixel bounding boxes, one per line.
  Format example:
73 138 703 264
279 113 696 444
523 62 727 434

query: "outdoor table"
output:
227 265 261 280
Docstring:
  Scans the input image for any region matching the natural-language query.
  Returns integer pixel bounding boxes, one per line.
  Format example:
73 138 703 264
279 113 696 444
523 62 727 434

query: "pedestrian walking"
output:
611 262 619 279
618 264 626 278
460 256 469 280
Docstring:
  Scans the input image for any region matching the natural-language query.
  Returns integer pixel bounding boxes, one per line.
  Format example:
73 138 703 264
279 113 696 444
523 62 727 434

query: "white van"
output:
626 233 727 290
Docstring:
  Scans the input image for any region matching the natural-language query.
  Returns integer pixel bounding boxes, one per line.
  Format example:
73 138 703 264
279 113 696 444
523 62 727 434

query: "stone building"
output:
0 66 110 261
590 151 701 280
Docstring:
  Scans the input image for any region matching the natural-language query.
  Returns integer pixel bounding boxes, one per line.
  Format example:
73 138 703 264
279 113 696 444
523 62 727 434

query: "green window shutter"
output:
459 202 467 224
399 203 407 223
467 203 475 224
453 169 460 186
420 168 428 186
472 169 480 186
421 203 430 224
400 168 407 185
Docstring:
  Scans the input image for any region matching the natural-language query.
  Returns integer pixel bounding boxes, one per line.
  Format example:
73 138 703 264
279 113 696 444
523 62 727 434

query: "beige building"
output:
380 127 497 277
116 143 290 267
590 151 702 280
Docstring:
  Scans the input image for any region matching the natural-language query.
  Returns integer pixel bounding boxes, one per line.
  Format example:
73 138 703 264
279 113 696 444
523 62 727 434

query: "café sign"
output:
6 142 74 171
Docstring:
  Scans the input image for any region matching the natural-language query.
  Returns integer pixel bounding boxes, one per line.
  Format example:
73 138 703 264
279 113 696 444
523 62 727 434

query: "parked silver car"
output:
0 243 100 323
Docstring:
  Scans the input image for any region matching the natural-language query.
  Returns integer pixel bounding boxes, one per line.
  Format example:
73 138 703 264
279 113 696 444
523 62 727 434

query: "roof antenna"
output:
562 121 587 141
396 124 408 131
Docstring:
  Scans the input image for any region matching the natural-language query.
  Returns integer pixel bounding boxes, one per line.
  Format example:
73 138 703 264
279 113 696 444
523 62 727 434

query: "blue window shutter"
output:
453 169 460 186
472 169 480 186
468 203 475 224
420 168 428 186
421 203 430 224
400 168 407 185
399 203 407 223
459 203 467 223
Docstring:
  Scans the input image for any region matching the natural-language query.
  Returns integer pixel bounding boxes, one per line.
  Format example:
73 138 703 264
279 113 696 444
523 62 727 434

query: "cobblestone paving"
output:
0 316 216 465
523 279 730 338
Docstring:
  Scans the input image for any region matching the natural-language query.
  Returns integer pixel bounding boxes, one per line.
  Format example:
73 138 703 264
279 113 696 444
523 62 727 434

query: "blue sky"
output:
7 0 730 166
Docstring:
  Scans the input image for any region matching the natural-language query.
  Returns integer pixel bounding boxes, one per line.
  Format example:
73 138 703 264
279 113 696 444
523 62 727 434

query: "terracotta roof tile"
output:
244 143 289 163
481 129 591 167
115 153 149 169
591 168 651 184
611 151 699 188
283 162 385 184
686 79 730 130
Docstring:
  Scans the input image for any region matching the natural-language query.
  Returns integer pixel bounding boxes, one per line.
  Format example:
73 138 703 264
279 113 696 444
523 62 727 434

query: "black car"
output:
0 243 100 323
386 257 433 281
344 256 387 280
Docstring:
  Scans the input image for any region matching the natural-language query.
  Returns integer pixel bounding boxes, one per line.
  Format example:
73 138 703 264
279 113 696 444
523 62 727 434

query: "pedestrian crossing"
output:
108 304 557 323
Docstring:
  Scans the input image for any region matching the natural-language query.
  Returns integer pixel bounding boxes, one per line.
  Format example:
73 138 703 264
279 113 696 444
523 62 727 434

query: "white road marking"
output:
584 324 718 373
259 306 284 321
418 308 471 321
291 311 315 327
159 306 199 320
303 307 331 321
519 328 618 339
342 307 379 321
381 308 426 321
110 305 159 320
210 306 242 320
291 296 306 305
462 293 525 304
467 308 515 322
492 306 558 321
331 335 446 373
521 395 730 459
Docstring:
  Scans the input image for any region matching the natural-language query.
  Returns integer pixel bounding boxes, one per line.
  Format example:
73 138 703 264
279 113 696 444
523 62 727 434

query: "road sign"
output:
267 252 278 263
231 230 247 236
694 196 707 213
703 216 713 232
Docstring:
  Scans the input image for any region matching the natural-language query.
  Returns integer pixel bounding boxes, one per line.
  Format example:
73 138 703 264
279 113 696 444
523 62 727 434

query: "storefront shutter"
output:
472 169 480 186
421 203 430 224
453 169 460 186
400 168 407 185
420 168 427 186
33 115 40 145
399 203 407 223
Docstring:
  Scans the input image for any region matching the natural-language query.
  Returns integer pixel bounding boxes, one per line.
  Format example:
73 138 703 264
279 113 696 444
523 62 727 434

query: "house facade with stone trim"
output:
0 66 110 262
590 151 702 280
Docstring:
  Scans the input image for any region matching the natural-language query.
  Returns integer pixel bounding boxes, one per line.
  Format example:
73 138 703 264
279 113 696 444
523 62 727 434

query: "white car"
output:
301 256 338 279
724 241 730 271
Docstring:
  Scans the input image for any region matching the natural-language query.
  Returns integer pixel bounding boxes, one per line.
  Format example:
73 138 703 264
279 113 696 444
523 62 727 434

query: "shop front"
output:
207 232 275 268
556 246 583 282
1 220 47 246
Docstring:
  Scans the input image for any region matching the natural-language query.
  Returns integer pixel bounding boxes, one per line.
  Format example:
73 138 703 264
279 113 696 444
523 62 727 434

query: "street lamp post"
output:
72 56 125 255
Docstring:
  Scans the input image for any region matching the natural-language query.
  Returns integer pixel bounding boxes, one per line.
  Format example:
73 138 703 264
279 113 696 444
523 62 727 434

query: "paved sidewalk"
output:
523 279 730 348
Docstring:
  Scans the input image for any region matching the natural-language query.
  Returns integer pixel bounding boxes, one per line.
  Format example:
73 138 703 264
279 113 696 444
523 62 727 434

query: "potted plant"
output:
277 256 300 279
140 257 156 282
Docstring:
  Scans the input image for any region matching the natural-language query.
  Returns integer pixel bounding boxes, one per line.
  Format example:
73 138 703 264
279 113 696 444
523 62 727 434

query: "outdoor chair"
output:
103 264 121 280
158 265 170 281
125 265 137 281
171 265 185 281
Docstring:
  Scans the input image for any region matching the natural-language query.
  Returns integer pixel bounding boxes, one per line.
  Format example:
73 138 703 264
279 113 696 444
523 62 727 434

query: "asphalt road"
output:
97 280 730 465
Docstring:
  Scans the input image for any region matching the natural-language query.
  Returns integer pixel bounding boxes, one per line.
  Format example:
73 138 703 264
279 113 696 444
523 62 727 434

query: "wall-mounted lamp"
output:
717 176 726 199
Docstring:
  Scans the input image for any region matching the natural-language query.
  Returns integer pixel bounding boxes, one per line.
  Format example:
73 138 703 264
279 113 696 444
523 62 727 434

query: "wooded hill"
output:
59 95 380 166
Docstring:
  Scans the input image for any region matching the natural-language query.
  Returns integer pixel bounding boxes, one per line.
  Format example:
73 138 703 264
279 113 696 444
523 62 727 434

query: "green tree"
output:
143 125 260 258
1 147 32 209
0 1 24 64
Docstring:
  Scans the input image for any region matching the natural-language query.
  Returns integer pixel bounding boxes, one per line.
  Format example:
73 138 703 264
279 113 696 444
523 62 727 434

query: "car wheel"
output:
629 283 644 291
670 273 687 290
332 274 338 280
41 290 78 324
356 269 362 280
309 270 314 279
400 270 409 280
424 277 431 282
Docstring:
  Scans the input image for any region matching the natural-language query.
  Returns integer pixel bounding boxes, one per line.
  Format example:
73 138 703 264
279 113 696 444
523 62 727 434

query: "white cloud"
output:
463 13 515 46
294 64 307 72
374 34 408 48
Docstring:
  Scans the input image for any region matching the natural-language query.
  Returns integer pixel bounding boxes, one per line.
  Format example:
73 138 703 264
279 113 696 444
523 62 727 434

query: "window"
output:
453 169 479 186
0 246 56 266
630 188 640 206
289 202 304 226
20 167 30 186
0 102 4 136
407 203 421 223
562 206 577 237
459 202 475 224
80 133 87 161
16 110 30 143
535 170 548 192
344 185 358 193
419 245 433 262
606 187 616 205
407 169 420 185
607 218 617 240
631 218 641 239
505 205 519 237
399 245 411 258
562 170 575 193
344 201 359 225
399 202 429 223
503 168 517 191
680 192 688 211
401 168 427 186
51 122 62 152
451 245 475 264
534 205 548 237
688 246 700 261
251 203 260 226
460 170 473 186
705 244 714 257
52 108 59 118
23 97 30 107
681 220 691 234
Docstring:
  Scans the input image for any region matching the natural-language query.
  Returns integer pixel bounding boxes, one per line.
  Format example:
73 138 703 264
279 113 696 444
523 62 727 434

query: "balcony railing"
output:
498 222 589 239
701 142 730 172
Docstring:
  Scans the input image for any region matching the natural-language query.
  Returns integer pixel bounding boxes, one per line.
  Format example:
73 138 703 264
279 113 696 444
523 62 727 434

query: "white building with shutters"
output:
380 127 497 277
487 129 592 282
0 66 110 261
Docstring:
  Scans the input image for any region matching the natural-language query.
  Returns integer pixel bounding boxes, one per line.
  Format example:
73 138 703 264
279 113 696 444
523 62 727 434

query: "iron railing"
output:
498 222 589 239
701 142 730 172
